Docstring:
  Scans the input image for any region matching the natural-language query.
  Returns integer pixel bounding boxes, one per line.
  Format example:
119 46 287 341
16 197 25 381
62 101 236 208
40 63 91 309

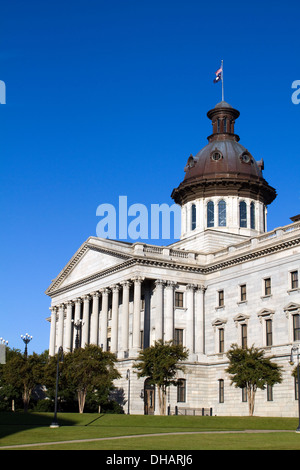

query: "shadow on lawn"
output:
0 412 78 440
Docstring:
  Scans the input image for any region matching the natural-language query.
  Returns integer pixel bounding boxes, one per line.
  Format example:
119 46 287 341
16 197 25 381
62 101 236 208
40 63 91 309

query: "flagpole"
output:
221 59 224 101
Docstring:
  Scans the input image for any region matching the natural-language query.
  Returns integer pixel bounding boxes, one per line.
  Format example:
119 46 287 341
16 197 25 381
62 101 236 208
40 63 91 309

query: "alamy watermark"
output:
96 196 181 241
292 80 300 104
0 80 6 104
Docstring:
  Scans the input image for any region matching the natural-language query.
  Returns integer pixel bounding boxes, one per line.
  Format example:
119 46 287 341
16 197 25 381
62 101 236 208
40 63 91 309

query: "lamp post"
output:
72 319 83 349
50 346 64 428
126 369 130 415
21 333 32 358
0 338 8 365
290 345 300 433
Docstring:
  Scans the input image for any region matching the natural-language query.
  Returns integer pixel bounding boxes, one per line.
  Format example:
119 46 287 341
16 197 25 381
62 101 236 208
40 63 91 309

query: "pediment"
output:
46 237 132 295
284 302 300 312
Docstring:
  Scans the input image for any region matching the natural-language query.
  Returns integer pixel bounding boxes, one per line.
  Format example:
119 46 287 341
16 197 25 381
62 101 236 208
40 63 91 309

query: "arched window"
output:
191 204 196 230
250 202 255 229
207 201 214 227
218 200 226 226
239 201 247 228
223 117 227 132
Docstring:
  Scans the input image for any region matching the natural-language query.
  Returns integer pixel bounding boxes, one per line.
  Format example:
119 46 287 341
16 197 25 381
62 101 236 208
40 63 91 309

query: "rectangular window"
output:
267 384 273 401
174 328 184 346
266 319 273 346
219 379 224 403
219 328 224 353
241 324 247 349
177 379 186 402
264 278 271 296
240 284 247 302
293 314 300 342
175 291 184 308
218 290 224 307
291 271 299 290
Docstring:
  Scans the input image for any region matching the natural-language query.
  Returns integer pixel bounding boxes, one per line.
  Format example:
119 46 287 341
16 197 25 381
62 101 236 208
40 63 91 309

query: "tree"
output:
63 345 120 413
1 349 47 412
133 340 188 415
225 344 283 416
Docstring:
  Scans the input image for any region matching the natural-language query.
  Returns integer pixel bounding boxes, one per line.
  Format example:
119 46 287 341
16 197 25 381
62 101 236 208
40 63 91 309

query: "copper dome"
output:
171 101 277 206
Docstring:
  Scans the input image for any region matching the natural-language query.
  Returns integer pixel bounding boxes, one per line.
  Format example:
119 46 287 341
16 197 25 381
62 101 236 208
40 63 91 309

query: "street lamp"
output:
289 345 300 433
126 369 130 415
21 333 32 358
50 346 64 428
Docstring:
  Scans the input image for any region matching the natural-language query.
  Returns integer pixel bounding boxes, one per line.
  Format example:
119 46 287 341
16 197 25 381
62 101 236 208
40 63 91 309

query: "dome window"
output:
207 201 214 227
240 153 251 164
211 151 222 161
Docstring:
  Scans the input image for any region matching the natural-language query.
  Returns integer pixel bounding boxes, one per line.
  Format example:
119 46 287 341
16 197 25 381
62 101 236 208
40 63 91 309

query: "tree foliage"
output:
225 343 283 416
133 340 188 415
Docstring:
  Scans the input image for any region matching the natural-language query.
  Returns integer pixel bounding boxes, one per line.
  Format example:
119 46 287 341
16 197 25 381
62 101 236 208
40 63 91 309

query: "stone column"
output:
90 292 100 345
111 285 120 354
99 288 109 351
154 280 164 342
165 281 175 342
120 281 131 355
195 285 207 357
82 295 91 347
186 284 195 357
57 304 65 350
132 277 143 351
65 301 73 353
49 306 57 356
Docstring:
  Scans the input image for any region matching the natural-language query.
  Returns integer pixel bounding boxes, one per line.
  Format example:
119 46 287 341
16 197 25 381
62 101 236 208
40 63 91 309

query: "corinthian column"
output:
132 277 143 351
165 281 175 342
57 304 65 350
82 295 91 347
111 285 120 354
120 281 131 355
65 301 73 353
49 306 57 356
99 289 109 350
90 292 100 345
186 284 196 359
154 280 164 342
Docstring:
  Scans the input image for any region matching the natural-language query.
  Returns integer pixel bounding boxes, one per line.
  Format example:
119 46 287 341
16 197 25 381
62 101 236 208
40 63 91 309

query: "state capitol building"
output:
46 100 300 417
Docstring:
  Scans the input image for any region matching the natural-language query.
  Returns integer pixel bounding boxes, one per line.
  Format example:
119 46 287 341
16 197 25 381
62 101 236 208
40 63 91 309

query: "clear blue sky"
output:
0 0 299 354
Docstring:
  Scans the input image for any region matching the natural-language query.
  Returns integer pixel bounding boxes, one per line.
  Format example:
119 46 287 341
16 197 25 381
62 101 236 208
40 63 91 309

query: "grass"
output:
0 412 300 450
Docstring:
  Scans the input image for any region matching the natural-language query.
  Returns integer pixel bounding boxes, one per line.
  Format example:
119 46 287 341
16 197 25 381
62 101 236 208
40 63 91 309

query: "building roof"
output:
171 101 277 206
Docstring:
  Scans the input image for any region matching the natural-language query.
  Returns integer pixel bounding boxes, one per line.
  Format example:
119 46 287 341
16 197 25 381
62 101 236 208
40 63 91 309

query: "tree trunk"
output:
157 386 167 415
247 385 256 416
77 389 87 413
22 386 32 413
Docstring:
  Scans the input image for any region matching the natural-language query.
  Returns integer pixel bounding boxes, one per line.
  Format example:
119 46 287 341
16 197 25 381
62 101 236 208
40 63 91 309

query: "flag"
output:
213 65 222 83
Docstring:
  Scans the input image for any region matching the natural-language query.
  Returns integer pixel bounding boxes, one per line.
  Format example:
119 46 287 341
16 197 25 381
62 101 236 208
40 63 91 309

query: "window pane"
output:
219 328 224 353
250 202 255 229
218 200 226 226
218 290 224 307
266 319 272 346
264 278 271 296
291 271 298 289
191 204 196 230
239 201 247 228
175 292 183 308
219 379 224 403
294 315 300 341
207 201 214 227
177 379 186 402
241 324 247 349
240 284 247 302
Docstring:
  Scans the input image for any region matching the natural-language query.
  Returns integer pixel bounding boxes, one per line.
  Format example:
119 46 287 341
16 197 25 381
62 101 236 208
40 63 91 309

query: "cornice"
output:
46 232 300 297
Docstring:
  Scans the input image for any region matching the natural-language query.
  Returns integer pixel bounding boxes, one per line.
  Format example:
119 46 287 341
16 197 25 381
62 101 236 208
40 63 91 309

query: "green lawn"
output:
0 412 300 450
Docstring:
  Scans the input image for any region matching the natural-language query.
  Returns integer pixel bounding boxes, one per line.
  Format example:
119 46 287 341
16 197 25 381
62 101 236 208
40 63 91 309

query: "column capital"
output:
90 291 101 298
120 280 132 289
166 280 176 289
111 284 121 293
99 287 110 295
66 300 74 306
186 283 197 291
155 279 165 288
82 294 91 302
74 297 82 304
49 305 58 313
131 276 144 284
